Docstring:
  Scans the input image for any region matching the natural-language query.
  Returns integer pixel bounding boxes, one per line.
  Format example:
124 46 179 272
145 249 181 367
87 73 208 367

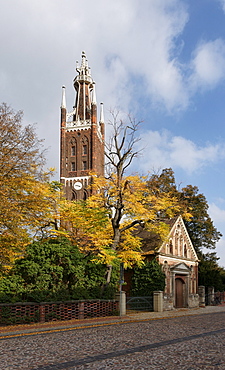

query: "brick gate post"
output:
198 286 205 307
208 287 214 305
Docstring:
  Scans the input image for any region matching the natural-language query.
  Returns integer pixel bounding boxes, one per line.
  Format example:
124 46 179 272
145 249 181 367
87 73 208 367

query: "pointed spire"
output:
92 82 97 105
81 51 86 68
61 85 66 109
75 51 91 77
100 102 104 123
73 52 95 122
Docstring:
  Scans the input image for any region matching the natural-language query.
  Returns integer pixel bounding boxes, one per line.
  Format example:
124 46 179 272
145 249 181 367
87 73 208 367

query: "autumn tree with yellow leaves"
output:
59 112 187 285
0 103 59 271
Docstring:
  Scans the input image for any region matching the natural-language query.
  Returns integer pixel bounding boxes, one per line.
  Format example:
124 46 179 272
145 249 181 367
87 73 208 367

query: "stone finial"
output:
61 85 66 109
92 82 97 105
100 102 104 123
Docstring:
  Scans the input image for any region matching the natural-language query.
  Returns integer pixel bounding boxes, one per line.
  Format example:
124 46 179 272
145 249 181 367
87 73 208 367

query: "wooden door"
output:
175 278 184 308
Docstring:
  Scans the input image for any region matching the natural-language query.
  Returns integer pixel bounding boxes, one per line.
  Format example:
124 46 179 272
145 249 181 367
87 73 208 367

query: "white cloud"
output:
1 0 225 120
1 0 225 174
190 39 225 90
208 202 225 267
0 0 189 115
216 239 225 267
2 0 225 119
209 198 225 267
219 0 225 12
135 130 225 174
209 203 225 223
208 203 225 235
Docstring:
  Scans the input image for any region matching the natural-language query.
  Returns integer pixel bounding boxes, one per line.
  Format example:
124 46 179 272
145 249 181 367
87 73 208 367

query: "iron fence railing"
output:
205 291 225 306
126 296 153 312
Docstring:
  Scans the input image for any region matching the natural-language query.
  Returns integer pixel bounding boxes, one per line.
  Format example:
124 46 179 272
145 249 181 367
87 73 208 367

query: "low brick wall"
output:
0 300 119 326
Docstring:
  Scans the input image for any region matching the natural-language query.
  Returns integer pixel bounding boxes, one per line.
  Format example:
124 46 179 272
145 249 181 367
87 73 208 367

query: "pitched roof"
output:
133 217 180 254
134 215 198 256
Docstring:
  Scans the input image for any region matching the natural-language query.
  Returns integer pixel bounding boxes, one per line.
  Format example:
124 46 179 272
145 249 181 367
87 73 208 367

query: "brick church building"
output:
124 215 199 309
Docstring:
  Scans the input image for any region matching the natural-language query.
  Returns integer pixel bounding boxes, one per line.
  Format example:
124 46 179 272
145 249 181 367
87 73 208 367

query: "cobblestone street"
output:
1 307 225 369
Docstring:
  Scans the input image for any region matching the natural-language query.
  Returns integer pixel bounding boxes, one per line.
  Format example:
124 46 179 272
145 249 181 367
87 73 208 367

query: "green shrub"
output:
131 259 165 296
0 237 119 303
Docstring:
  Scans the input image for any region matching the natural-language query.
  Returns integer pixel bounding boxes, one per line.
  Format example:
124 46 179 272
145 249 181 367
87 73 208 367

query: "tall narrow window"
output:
71 146 76 156
71 162 76 171
82 161 87 170
175 234 178 254
83 145 87 155
169 240 173 254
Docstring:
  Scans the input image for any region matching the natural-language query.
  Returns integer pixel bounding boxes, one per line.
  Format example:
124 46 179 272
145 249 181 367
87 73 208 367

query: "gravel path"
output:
1 309 225 369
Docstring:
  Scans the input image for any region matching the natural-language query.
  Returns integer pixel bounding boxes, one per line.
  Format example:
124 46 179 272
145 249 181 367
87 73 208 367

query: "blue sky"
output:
1 0 225 266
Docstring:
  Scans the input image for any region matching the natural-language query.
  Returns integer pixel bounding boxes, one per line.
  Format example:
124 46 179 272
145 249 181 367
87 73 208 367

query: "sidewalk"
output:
1 305 225 338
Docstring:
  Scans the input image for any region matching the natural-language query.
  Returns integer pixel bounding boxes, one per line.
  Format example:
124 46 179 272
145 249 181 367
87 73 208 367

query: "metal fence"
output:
126 296 153 312
205 291 225 306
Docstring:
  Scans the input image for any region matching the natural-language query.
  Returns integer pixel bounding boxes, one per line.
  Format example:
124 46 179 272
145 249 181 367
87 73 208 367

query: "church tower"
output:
60 51 105 200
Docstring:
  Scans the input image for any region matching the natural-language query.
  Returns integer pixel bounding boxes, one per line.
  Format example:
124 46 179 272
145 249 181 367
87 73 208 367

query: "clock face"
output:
74 181 82 190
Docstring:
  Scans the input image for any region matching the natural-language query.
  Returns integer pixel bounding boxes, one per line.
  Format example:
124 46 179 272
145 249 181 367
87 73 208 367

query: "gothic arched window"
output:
81 136 89 171
71 137 77 147
175 233 178 254
184 244 187 258
83 144 87 155
70 138 77 157
71 162 76 171
169 240 173 254
70 138 77 172
71 146 76 156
